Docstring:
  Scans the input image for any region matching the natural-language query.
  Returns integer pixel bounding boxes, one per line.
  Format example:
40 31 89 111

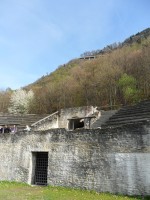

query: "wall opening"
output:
68 118 84 130
32 152 48 186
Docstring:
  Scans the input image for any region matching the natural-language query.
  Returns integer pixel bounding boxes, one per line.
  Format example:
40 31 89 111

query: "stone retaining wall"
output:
0 123 149 195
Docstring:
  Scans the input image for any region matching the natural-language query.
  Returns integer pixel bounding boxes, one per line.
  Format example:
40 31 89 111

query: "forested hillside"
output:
0 28 150 114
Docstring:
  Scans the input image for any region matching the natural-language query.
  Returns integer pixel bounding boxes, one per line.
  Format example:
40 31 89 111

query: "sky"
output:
0 0 150 90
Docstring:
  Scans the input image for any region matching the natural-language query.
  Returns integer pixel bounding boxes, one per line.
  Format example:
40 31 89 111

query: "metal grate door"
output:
34 152 48 185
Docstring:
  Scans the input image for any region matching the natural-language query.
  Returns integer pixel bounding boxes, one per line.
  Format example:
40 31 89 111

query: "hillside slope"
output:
24 28 150 114
28 28 150 88
0 28 150 114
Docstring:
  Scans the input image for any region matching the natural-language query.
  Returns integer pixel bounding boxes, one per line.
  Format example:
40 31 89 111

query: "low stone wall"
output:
0 123 149 195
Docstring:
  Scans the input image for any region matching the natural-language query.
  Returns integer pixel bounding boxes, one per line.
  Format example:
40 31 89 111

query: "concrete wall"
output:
58 106 99 129
0 123 149 195
33 106 99 130
33 114 59 131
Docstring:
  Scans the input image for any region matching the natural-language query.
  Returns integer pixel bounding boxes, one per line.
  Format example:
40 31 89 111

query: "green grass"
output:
0 181 149 200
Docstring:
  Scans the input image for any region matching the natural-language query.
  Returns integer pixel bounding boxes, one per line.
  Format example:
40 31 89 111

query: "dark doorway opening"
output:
68 118 84 130
33 152 48 186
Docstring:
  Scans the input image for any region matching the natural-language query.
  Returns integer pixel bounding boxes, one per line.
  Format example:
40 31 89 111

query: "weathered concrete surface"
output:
0 123 149 195
32 106 99 130
58 106 98 128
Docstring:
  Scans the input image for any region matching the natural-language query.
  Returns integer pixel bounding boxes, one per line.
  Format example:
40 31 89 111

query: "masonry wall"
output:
33 114 59 131
0 123 150 195
32 106 99 131
58 106 99 128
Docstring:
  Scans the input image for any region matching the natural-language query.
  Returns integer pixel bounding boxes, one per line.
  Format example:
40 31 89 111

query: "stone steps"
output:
107 111 150 122
115 106 150 113
91 110 117 128
102 100 150 128
102 117 150 128
0 114 50 130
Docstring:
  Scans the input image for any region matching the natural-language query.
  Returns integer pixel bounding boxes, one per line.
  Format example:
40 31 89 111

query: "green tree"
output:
118 73 140 104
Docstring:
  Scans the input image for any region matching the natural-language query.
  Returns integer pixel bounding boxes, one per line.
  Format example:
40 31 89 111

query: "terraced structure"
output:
91 100 150 129
0 113 50 131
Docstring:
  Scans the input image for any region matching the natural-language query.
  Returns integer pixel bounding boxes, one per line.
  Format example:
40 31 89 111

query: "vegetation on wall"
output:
0 28 150 114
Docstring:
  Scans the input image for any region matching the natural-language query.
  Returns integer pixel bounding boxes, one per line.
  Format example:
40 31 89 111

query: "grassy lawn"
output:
0 181 148 200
